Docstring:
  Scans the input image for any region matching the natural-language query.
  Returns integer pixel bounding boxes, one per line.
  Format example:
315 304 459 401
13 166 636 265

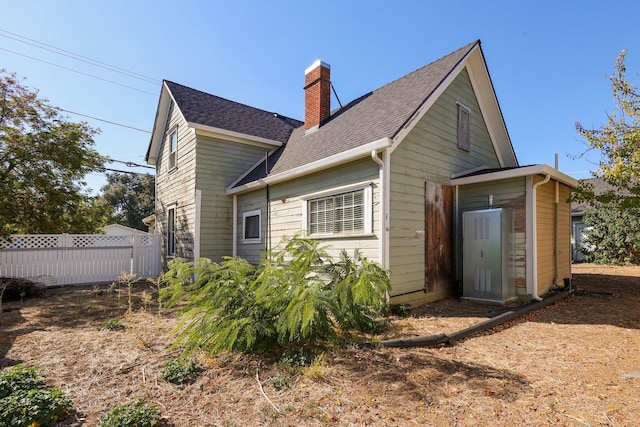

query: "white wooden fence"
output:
0 233 162 286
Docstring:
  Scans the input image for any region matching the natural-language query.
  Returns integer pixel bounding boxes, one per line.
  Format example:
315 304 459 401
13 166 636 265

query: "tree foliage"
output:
0 70 108 236
99 172 154 231
580 207 640 265
573 50 640 209
160 236 391 355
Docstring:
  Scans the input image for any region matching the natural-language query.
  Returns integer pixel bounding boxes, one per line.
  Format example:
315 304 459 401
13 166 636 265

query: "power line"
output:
0 46 158 96
60 108 151 133
0 28 159 85
104 167 154 176
107 159 155 169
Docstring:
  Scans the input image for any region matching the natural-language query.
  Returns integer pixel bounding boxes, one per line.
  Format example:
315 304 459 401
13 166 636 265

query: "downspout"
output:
232 195 237 258
554 180 560 285
371 150 385 268
531 173 551 301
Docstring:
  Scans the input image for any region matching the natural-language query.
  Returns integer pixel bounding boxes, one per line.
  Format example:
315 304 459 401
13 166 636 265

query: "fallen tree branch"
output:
256 364 281 414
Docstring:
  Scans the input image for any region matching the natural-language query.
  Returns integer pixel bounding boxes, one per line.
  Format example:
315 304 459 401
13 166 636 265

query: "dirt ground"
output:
1 263 639 426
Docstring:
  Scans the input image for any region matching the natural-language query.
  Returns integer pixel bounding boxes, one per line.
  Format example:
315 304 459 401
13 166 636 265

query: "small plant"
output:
140 290 153 311
0 365 73 427
161 357 203 384
267 373 291 390
278 348 311 368
98 318 126 331
303 353 327 381
390 303 412 317
97 398 161 427
113 272 139 313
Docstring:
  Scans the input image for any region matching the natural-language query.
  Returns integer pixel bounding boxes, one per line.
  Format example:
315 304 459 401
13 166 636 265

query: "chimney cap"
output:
305 60 331 75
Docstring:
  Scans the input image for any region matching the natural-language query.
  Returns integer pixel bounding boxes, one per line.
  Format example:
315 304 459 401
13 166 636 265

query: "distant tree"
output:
573 50 640 209
0 70 107 237
99 172 154 231
581 207 640 265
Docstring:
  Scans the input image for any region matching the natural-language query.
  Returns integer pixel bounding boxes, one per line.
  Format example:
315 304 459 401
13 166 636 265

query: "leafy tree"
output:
573 50 640 209
99 172 154 231
0 70 107 236
580 207 640 265
160 236 391 355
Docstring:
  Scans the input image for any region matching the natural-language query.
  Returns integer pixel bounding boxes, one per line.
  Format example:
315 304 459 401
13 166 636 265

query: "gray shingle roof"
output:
234 40 479 186
165 80 302 143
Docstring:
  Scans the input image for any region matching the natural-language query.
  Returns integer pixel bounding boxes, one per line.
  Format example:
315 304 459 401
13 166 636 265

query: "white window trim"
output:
167 126 178 171
301 181 373 238
167 204 177 258
242 209 262 243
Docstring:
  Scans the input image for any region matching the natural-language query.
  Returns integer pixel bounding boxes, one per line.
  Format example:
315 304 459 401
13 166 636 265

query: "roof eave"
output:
450 164 578 187
226 137 393 195
145 81 172 165
190 123 283 148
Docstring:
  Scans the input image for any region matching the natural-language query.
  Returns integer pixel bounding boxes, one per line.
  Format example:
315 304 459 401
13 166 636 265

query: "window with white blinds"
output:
308 189 366 235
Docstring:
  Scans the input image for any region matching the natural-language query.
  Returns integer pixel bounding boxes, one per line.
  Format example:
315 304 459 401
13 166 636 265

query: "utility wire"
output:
0 47 157 96
0 28 159 84
60 108 151 133
104 167 154 175
108 159 154 169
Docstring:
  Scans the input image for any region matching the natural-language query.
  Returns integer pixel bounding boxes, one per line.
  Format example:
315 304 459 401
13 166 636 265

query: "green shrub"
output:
160 236 391 355
97 399 161 427
267 373 291 390
0 364 46 398
161 357 203 384
0 365 72 427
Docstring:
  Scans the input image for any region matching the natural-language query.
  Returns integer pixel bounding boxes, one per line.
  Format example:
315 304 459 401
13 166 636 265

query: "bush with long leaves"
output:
160 236 391 354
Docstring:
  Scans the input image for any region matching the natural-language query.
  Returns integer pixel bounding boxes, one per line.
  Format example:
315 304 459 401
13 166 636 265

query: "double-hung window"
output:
303 183 372 237
167 206 176 257
168 127 178 170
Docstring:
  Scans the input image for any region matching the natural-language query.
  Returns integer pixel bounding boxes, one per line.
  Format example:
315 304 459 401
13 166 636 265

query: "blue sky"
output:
2 0 639 194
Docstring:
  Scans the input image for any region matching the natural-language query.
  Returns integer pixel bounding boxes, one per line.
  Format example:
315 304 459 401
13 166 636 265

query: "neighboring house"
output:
103 224 150 236
570 177 611 261
146 40 577 306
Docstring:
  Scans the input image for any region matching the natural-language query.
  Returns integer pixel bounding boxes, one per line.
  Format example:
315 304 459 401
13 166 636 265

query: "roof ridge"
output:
371 40 478 96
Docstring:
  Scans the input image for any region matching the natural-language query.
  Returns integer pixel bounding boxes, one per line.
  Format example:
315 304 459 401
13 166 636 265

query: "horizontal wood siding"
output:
389 69 501 304
237 159 380 263
155 103 197 263
236 191 267 264
535 178 572 295
458 178 527 294
196 136 270 261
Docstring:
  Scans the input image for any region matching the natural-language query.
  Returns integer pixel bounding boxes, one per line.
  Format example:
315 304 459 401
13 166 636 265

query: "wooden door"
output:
425 182 454 293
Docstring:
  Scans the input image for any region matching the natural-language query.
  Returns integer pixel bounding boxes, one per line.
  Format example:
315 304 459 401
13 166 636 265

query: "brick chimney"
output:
304 60 331 131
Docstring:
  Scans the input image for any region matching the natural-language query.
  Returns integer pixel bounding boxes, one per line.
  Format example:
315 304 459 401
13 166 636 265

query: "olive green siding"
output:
155 102 197 262
195 136 270 261
237 158 380 264
457 178 527 295
155 104 275 264
388 69 501 302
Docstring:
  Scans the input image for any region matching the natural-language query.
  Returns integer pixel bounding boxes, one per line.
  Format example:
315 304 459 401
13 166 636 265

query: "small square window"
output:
457 103 471 151
242 210 261 242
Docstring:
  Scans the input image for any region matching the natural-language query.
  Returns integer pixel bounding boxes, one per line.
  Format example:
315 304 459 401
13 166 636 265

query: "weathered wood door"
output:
425 182 454 293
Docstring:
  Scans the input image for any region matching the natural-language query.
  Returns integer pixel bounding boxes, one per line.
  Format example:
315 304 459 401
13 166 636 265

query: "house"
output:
102 224 151 236
570 177 614 261
146 40 577 306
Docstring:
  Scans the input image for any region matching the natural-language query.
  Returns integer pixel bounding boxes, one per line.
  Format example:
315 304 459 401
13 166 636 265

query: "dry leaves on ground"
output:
1 263 639 426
